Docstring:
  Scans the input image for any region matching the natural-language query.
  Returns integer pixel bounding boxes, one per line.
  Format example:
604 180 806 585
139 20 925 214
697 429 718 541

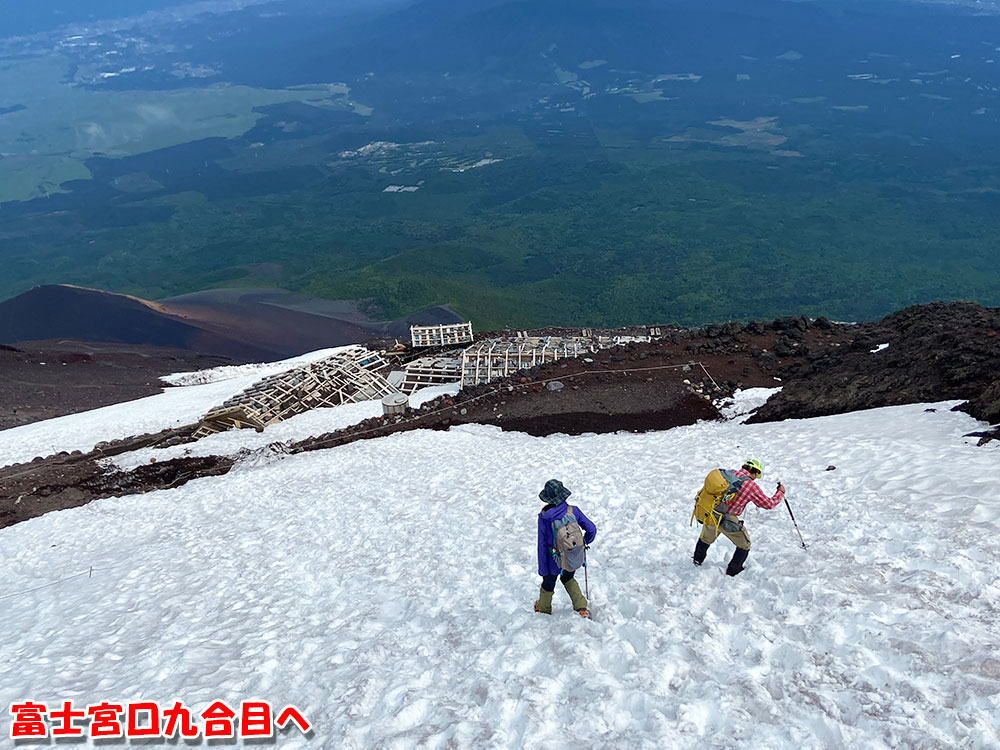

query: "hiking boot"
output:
562 578 588 611
534 587 553 614
693 540 710 566
726 547 750 577
576 609 591 619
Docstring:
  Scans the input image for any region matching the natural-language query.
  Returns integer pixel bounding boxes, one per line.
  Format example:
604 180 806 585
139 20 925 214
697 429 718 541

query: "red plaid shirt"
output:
723 468 784 516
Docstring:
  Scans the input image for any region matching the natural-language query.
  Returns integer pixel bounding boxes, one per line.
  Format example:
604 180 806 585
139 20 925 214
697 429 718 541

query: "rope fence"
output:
0 564 119 603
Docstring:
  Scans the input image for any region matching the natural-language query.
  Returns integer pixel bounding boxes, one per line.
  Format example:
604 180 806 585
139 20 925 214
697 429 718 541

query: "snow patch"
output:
162 348 354 386
718 387 781 420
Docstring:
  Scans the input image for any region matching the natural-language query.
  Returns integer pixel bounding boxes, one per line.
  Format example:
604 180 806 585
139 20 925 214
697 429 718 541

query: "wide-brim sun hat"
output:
539 478 572 504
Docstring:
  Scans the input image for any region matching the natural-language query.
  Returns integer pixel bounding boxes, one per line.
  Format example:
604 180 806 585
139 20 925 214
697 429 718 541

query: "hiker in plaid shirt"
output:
693 458 786 576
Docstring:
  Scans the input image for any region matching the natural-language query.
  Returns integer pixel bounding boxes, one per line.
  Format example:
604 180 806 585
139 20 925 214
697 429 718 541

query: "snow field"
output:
1 400 998 748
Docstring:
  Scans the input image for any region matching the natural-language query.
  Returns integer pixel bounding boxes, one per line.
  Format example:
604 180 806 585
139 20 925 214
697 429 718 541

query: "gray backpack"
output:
551 506 586 572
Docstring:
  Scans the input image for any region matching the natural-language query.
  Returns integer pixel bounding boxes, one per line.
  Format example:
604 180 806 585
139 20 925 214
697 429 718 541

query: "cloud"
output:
78 121 109 148
135 104 175 124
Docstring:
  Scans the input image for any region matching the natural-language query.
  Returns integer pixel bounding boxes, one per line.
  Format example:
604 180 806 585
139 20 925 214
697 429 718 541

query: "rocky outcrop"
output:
747 302 1000 427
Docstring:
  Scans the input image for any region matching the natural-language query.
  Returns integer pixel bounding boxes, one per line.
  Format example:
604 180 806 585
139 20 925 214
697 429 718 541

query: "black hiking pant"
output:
540 571 576 592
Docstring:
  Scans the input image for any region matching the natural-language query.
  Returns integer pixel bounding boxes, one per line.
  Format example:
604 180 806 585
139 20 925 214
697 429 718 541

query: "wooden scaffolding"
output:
460 337 590 387
194 347 396 438
398 354 464 394
410 322 474 348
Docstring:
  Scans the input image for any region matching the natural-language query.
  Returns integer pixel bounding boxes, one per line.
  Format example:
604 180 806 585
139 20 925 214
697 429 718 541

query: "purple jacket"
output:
537 502 597 576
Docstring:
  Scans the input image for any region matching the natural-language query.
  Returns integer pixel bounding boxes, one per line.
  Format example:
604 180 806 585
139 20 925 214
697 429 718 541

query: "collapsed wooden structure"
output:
190 321 667 441
193 347 396 439
398 354 465 394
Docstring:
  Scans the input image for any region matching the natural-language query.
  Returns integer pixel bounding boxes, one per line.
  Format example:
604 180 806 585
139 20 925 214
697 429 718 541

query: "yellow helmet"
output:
743 458 763 476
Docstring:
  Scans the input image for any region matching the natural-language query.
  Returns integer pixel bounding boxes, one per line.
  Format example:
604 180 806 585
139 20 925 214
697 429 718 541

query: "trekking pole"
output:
779 481 807 550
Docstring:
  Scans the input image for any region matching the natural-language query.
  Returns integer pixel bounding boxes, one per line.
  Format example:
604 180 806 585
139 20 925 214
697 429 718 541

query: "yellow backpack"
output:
691 468 747 529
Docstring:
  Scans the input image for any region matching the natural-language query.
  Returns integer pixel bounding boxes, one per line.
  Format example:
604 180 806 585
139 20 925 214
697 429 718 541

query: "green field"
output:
0 57 369 202
3 129 998 329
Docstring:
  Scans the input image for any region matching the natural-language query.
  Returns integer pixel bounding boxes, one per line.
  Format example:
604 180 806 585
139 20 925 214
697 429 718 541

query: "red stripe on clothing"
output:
725 468 784 516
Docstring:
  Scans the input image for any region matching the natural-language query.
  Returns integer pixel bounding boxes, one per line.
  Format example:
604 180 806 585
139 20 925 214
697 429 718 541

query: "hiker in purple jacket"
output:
534 479 597 618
